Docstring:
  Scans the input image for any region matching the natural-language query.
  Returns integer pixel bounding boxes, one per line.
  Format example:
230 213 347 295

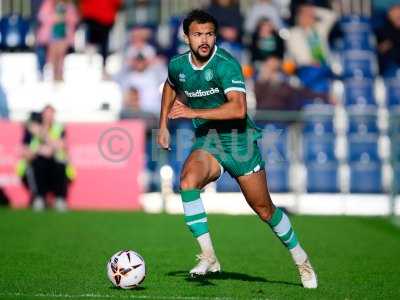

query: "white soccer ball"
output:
106 250 146 289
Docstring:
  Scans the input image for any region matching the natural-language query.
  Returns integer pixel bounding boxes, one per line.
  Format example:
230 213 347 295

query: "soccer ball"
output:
107 250 146 289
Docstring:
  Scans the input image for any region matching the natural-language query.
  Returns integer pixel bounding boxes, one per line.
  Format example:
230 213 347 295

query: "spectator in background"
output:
286 3 337 93
0 84 9 119
37 0 79 81
372 0 399 29
125 0 159 28
17 105 72 212
289 0 331 25
126 26 156 60
119 86 158 128
250 18 285 69
206 0 244 43
245 0 284 34
255 57 330 110
218 26 244 63
114 47 166 115
376 4 400 77
165 17 189 58
80 0 122 75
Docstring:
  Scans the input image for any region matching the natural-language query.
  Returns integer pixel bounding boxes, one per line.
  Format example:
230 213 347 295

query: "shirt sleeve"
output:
219 61 246 95
167 60 177 88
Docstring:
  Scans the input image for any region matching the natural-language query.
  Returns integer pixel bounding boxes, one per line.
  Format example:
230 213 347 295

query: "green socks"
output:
181 189 209 238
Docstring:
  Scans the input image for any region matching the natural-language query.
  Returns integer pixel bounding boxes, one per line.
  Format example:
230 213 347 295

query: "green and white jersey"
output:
167 46 260 139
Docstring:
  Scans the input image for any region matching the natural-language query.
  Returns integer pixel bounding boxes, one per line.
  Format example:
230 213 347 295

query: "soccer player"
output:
157 10 317 288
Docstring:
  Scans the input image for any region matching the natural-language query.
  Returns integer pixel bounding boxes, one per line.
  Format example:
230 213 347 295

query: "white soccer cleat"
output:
55 198 68 212
297 258 318 289
189 254 221 277
32 197 45 212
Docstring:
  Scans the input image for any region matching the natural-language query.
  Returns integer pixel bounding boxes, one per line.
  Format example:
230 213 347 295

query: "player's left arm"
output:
168 90 246 120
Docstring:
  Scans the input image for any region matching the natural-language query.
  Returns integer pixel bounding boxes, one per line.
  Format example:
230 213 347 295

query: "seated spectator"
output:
114 48 167 115
37 0 79 81
255 57 330 110
0 83 9 119
17 105 73 212
289 0 332 25
126 26 156 61
164 17 189 58
250 18 285 69
125 0 159 28
218 26 244 63
79 0 122 74
206 0 244 43
245 0 284 34
119 86 158 129
376 4 400 77
286 4 337 93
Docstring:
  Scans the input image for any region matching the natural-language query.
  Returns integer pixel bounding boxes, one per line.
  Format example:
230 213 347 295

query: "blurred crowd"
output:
0 0 399 122
1 0 400 202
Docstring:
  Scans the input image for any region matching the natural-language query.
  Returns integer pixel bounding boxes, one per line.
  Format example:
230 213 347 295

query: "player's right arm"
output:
157 79 177 150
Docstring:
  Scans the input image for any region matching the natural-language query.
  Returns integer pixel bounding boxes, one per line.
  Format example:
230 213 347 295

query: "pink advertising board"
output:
0 121 145 210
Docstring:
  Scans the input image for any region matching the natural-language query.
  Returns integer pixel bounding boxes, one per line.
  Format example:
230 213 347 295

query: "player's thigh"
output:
236 170 275 220
180 149 221 190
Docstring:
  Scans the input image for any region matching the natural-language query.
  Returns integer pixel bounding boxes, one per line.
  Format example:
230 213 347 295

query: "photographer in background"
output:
17 105 73 212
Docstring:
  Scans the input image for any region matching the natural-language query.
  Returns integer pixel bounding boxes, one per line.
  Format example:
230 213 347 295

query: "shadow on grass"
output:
167 270 301 287
109 286 146 291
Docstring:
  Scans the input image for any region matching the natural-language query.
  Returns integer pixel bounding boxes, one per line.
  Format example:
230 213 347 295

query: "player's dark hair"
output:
183 9 218 36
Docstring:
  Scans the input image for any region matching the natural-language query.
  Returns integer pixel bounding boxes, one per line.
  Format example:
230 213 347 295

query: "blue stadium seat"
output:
216 172 240 192
342 50 376 78
343 32 372 51
343 78 375 106
303 134 336 163
389 111 400 136
385 78 400 108
296 65 331 93
348 133 380 162
302 104 335 135
340 16 373 50
265 161 290 192
349 161 382 193
257 123 289 162
342 23 373 51
0 14 30 51
340 15 372 27
306 161 339 193
255 122 290 192
393 163 400 193
391 136 400 162
347 108 378 134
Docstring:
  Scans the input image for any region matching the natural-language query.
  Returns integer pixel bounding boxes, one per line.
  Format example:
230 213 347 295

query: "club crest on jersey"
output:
204 69 213 81
179 73 186 82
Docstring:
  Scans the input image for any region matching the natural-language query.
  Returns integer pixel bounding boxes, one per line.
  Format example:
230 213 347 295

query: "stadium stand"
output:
0 0 399 205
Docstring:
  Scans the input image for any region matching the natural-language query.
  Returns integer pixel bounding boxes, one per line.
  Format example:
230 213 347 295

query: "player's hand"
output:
157 127 171 151
168 101 196 119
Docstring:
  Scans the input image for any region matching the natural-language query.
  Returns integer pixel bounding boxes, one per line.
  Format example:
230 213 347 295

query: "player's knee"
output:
180 174 201 190
256 206 274 222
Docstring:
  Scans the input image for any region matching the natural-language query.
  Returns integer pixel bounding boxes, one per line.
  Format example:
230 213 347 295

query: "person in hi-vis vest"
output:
17 105 75 211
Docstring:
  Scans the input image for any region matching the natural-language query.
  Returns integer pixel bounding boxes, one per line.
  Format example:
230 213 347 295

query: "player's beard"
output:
190 43 214 63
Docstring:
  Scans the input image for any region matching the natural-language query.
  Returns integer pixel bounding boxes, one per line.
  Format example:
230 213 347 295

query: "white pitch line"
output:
0 293 271 300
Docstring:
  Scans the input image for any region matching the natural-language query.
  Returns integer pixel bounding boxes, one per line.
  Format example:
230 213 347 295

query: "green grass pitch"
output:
0 208 399 300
